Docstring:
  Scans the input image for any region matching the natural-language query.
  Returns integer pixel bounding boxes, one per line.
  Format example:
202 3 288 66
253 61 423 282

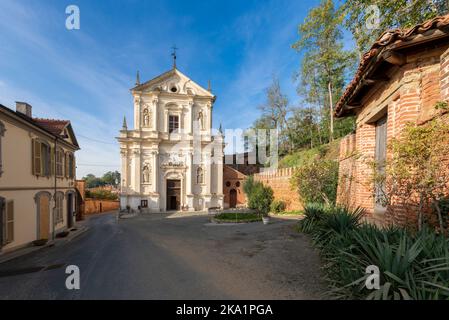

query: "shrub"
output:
270 200 286 214
243 175 256 198
291 159 339 205
243 176 274 216
299 203 449 300
248 183 274 216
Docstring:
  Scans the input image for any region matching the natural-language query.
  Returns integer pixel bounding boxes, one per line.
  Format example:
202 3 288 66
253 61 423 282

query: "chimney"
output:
15 102 32 117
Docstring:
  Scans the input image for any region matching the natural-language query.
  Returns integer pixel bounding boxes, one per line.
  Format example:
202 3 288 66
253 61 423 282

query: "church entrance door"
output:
166 179 181 211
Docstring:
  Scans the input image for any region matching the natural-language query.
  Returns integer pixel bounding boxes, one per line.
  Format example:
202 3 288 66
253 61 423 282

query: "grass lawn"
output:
214 212 261 223
273 210 303 216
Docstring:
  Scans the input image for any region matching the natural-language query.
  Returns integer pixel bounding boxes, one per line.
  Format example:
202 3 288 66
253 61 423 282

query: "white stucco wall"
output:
117 68 224 212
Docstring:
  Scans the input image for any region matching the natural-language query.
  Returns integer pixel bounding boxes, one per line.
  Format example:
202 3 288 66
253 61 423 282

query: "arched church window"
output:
196 166 204 184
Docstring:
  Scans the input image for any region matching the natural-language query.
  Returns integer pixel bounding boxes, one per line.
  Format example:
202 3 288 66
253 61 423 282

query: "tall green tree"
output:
341 0 449 56
292 0 356 143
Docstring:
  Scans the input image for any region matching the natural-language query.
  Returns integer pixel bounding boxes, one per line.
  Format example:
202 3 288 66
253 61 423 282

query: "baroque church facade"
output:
117 65 224 212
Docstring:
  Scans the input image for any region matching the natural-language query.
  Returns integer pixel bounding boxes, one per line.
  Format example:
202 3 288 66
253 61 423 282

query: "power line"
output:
77 134 118 145
77 163 119 167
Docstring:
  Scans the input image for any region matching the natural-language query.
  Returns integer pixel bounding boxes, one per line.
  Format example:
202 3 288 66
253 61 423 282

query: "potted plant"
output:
262 214 270 225
248 182 274 225
32 239 48 246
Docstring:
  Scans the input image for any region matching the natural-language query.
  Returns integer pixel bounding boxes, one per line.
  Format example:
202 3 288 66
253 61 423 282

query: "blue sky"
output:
0 0 322 177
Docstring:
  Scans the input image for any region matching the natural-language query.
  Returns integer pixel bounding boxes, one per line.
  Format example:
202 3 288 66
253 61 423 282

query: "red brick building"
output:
335 15 449 226
223 165 247 208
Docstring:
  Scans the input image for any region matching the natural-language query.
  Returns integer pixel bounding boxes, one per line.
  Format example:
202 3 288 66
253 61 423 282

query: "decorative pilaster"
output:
132 149 141 193
152 98 158 131
120 149 128 193
152 151 159 193
134 96 141 129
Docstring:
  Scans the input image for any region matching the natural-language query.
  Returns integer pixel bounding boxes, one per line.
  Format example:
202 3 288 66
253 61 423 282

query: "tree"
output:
292 0 356 144
341 0 449 56
102 171 121 186
83 171 121 189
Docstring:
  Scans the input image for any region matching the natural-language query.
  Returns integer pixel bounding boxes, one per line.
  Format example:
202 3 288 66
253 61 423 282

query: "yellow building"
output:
0 102 80 253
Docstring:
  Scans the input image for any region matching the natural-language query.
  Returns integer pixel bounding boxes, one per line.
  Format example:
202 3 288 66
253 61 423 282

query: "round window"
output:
170 86 177 93
235 181 240 187
226 181 231 187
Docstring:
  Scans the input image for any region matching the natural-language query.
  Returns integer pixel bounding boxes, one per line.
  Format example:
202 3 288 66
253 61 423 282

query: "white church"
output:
117 60 224 212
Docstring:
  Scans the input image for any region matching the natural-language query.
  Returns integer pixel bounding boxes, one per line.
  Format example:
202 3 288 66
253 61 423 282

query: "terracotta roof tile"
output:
32 118 70 136
335 14 449 117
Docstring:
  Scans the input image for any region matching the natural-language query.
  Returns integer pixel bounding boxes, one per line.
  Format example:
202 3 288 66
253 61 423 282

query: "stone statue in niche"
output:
142 164 151 183
197 110 204 130
143 108 151 127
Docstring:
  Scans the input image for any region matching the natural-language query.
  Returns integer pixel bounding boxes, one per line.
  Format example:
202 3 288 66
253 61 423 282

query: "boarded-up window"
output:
375 115 388 210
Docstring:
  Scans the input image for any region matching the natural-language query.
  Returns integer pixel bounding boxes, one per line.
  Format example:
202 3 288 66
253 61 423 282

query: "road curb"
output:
0 224 89 265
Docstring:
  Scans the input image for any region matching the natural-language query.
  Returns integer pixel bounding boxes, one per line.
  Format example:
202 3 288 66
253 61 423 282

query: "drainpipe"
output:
53 137 57 240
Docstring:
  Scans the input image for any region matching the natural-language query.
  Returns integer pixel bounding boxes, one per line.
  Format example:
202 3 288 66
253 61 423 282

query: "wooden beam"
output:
382 50 406 66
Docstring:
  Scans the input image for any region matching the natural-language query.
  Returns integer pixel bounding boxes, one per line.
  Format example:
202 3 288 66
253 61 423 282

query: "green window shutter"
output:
50 146 55 176
6 201 13 243
34 140 42 176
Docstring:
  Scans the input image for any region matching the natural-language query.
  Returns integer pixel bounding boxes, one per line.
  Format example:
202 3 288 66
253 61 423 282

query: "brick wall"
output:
254 167 302 211
84 199 120 215
336 44 449 227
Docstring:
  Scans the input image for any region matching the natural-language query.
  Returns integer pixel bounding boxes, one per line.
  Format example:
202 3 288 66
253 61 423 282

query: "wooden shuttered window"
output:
31 139 52 177
32 139 42 176
64 152 69 178
72 155 76 179
6 201 13 243
1 200 14 245
56 148 63 177
51 147 55 176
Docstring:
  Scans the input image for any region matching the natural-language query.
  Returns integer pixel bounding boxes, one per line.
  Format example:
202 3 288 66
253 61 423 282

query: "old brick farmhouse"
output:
335 15 449 226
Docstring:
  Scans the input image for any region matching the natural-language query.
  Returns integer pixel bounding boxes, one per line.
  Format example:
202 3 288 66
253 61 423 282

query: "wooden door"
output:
166 179 181 211
375 115 388 210
229 189 237 208
39 195 50 240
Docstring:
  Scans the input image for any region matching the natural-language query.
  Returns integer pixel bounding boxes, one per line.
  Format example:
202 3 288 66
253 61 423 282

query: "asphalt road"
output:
0 212 326 299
